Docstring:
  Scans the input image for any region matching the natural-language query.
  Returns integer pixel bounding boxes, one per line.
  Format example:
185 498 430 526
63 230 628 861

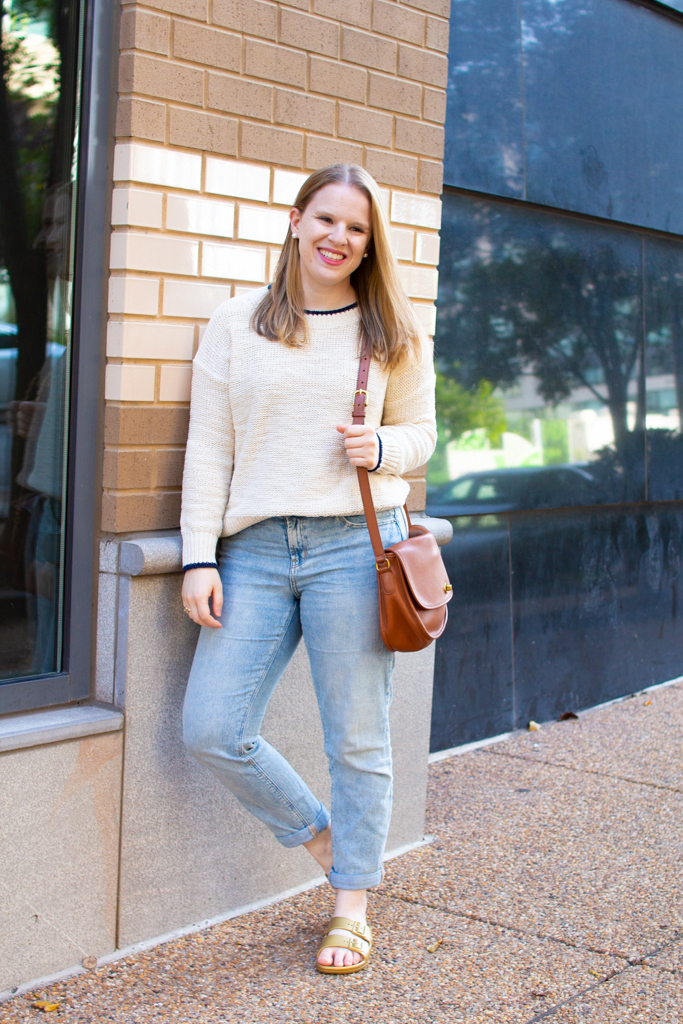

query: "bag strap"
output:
353 343 412 567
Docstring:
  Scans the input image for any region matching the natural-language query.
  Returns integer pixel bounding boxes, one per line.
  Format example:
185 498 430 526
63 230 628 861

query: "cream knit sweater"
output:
181 287 437 567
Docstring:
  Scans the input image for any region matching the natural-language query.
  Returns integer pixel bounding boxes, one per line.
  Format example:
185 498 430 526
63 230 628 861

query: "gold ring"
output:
184 607 192 615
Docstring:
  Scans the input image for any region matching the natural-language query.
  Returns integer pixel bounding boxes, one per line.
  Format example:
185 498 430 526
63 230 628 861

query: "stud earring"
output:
363 252 369 258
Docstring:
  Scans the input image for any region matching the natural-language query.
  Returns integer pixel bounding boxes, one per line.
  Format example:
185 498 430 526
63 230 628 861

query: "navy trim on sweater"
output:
368 434 383 473
183 562 219 572
304 302 358 315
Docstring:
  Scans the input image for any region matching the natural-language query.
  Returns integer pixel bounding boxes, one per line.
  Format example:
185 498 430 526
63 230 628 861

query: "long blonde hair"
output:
251 164 423 370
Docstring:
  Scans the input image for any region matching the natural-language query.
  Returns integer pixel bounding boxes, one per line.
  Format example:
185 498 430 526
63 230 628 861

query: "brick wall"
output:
105 0 450 533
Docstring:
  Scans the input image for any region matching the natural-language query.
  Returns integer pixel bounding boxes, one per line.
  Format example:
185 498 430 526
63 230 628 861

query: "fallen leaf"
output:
531 989 548 998
32 1002 60 1012
528 721 541 731
644 700 652 706
426 940 442 953
82 956 97 970
558 711 579 721
588 969 602 978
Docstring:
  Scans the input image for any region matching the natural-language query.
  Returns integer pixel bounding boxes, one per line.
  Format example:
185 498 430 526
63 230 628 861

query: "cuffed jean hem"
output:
274 803 330 849
328 867 384 890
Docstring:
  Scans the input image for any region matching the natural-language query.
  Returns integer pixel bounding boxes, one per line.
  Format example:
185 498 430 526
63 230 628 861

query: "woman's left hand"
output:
336 424 380 470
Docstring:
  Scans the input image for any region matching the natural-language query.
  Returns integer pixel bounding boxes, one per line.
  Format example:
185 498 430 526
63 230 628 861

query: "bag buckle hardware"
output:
354 389 368 396
376 558 390 571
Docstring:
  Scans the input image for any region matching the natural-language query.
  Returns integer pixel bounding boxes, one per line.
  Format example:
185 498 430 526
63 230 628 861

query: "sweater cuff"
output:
368 433 383 473
182 532 220 568
374 428 403 475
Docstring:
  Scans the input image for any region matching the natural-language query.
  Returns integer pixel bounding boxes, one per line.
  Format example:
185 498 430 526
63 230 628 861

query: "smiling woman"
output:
179 164 437 977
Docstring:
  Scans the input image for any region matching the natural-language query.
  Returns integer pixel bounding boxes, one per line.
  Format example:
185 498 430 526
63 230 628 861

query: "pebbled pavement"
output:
2 682 682 1023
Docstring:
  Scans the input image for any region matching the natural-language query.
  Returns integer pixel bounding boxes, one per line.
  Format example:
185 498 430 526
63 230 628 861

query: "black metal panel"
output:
444 0 683 233
444 0 524 198
429 514 514 751
510 504 683 727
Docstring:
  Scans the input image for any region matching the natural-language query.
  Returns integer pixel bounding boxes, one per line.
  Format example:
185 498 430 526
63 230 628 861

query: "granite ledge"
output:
0 704 124 753
103 517 453 578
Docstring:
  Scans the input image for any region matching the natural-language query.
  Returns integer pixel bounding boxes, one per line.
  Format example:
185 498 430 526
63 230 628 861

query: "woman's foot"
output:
303 825 333 876
303 828 367 968
317 888 367 969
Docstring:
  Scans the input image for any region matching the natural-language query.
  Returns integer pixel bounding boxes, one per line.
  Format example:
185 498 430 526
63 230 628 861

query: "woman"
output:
180 163 436 974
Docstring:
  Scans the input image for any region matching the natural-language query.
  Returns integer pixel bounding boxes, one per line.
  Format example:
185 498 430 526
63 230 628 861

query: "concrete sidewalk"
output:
3 682 682 1023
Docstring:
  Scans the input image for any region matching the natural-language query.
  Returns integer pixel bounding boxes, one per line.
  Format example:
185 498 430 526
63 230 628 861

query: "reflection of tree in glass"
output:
436 222 644 446
0 0 77 401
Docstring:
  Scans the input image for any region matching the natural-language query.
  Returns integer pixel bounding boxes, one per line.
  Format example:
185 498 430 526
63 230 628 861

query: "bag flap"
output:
386 527 453 610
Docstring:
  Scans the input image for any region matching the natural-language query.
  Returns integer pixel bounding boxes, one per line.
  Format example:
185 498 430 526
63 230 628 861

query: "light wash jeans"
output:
182 508 408 890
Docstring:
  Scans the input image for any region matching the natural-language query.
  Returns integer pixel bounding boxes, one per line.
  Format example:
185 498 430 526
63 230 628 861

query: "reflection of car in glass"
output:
426 465 599 519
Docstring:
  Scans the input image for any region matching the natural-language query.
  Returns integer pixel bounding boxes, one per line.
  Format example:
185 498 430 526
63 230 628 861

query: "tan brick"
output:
241 123 303 166
398 44 448 87
101 491 182 533
120 8 169 55
245 39 306 88
402 0 449 17
404 462 429 479
211 0 277 39
426 15 449 52
280 0 308 9
207 74 272 120
134 0 208 19
372 0 424 45
116 97 166 141
368 72 421 116
173 21 241 72
305 135 363 169
169 107 238 154
395 117 444 157
341 28 396 73
104 404 189 445
155 449 186 487
119 53 204 105
365 148 417 189
406 478 426 511
338 103 392 146
419 158 443 194
275 89 335 133
423 86 447 123
309 57 366 102
103 449 154 490
280 9 339 58
312 0 370 29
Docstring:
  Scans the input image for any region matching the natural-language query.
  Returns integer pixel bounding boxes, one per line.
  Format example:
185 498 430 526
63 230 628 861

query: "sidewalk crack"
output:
485 748 683 795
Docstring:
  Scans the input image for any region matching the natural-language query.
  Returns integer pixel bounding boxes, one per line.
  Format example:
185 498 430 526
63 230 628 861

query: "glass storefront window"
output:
429 190 683 517
0 0 82 681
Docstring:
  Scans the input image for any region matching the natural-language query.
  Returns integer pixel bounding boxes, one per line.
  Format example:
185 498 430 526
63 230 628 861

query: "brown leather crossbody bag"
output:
353 344 453 653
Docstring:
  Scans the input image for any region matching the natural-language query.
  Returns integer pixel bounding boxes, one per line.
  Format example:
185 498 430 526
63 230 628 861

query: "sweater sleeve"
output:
375 333 437 477
180 306 234 567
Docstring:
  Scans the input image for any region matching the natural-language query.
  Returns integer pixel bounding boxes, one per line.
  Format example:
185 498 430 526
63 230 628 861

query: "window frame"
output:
0 0 117 715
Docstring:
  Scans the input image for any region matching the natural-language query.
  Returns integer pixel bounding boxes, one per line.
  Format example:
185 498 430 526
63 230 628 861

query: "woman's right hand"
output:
182 567 223 628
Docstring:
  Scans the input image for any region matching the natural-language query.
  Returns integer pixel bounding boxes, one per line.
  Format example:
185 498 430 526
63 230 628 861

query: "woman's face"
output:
290 183 371 291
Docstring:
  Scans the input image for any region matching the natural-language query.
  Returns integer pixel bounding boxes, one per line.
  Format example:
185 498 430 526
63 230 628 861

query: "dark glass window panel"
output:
644 235 683 499
0 1 82 680
430 514 513 752
443 0 524 198
522 0 683 233
510 505 683 727
429 190 646 514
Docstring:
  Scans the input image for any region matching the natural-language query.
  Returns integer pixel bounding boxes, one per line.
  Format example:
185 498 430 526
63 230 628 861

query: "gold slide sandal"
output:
316 916 373 975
